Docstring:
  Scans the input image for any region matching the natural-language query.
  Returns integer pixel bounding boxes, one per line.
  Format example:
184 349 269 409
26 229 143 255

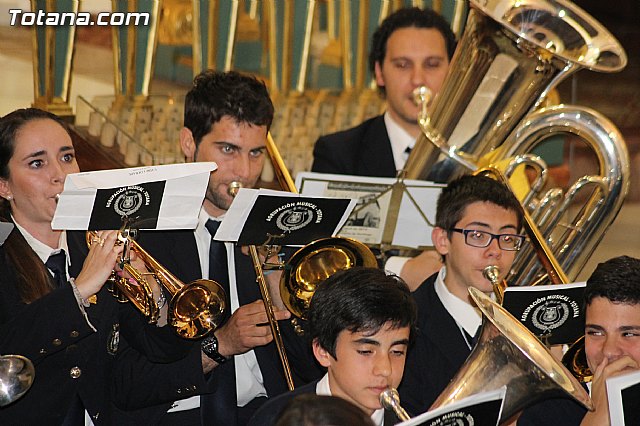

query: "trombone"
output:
227 134 377 391
87 225 226 340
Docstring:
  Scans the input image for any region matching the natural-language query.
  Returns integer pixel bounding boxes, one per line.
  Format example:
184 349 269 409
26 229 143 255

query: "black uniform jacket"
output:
398 273 474 417
312 115 397 178
123 229 322 425
0 230 193 425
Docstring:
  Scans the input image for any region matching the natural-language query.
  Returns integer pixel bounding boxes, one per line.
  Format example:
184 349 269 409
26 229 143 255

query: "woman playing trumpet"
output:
0 108 193 424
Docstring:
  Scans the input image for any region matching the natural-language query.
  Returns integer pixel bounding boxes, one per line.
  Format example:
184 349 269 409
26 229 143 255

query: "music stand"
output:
52 162 216 230
295 171 443 253
214 188 356 246
501 282 586 346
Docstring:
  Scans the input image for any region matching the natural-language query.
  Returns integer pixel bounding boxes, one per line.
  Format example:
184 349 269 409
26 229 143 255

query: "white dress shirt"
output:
316 373 386 426
169 208 267 412
434 267 483 347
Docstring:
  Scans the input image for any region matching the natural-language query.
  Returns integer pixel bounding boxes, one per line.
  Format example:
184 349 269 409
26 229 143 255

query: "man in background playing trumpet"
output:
398 174 524 416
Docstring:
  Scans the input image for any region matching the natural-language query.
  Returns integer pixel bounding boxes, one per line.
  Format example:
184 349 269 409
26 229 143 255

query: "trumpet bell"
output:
0 355 34 406
169 279 227 340
280 237 377 319
562 336 593 383
431 288 592 423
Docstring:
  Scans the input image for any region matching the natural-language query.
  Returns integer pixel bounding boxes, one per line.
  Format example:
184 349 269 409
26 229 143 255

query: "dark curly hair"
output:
585 256 640 306
183 70 274 149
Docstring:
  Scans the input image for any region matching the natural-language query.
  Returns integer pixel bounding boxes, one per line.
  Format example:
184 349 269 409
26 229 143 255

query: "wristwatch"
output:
201 333 228 364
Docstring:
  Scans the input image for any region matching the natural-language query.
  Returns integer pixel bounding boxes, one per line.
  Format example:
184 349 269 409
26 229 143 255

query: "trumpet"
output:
87 228 226 340
0 355 34 406
562 336 593 383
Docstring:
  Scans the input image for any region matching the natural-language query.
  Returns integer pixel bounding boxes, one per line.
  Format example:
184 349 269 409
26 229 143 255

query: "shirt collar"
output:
383 111 416 171
316 373 386 426
434 267 482 336
13 218 69 266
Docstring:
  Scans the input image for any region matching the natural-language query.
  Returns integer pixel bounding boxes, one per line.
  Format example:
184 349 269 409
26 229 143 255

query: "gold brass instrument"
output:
226 133 378 390
0 355 34 406
562 335 593 383
431 287 593 424
379 388 410 422
87 229 226 340
405 0 630 287
280 237 377 319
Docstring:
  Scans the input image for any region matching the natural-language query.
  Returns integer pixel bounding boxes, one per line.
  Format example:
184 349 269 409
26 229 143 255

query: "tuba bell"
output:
0 355 34 406
431 287 593 424
404 0 630 286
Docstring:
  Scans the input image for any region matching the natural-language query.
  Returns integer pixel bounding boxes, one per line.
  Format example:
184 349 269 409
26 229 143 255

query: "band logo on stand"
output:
88 181 166 230
238 195 350 246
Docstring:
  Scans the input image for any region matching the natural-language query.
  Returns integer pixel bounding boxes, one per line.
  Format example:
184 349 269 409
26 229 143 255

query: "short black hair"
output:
585 256 640 305
307 267 417 359
369 7 456 94
183 70 274 148
276 394 375 426
435 174 523 235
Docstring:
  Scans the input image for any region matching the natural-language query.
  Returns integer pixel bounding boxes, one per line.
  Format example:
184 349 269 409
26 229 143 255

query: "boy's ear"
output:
180 127 196 162
312 339 332 368
432 227 451 257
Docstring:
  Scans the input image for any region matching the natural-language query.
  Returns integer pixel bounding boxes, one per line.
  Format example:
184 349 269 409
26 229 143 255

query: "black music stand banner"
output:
52 163 216 230
398 388 505 426
214 188 355 246
502 282 586 345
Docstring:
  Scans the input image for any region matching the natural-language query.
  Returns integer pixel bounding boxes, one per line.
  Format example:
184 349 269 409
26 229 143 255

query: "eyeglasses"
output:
450 228 525 251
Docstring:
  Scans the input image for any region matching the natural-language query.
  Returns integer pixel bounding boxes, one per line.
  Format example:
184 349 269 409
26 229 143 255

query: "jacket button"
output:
52 338 62 346
70 330 79 338
70 367 82 379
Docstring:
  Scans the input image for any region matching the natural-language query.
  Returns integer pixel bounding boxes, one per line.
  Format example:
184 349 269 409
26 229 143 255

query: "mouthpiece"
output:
379 388 410 421
412 85 431 107
55 194 60 203
482 265 500 284
228 181 243 197
483 265 505 304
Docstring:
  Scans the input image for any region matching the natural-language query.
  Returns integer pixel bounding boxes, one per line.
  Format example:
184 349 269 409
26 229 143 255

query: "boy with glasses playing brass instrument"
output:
398 174 525 416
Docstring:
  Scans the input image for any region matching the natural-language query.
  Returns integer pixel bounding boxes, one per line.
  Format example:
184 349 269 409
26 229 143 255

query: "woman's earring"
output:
5 195 12 201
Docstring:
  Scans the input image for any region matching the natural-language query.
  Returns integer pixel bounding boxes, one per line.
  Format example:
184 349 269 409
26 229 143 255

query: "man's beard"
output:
207 187 233 212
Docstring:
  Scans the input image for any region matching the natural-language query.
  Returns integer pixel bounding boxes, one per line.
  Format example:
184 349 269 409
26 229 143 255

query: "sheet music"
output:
296 172 443 249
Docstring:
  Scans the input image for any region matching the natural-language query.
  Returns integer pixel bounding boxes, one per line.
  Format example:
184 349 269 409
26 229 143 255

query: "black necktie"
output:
45 250 67 288
203 219 237 425
205 220 231 305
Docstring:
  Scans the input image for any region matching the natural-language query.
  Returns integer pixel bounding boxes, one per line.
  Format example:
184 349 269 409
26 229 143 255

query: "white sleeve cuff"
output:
384 256 410 277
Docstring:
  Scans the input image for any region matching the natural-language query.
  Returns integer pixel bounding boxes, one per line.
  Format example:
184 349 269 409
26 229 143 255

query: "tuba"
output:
0 355 34 406
431 287 593 424
405 0 630 285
